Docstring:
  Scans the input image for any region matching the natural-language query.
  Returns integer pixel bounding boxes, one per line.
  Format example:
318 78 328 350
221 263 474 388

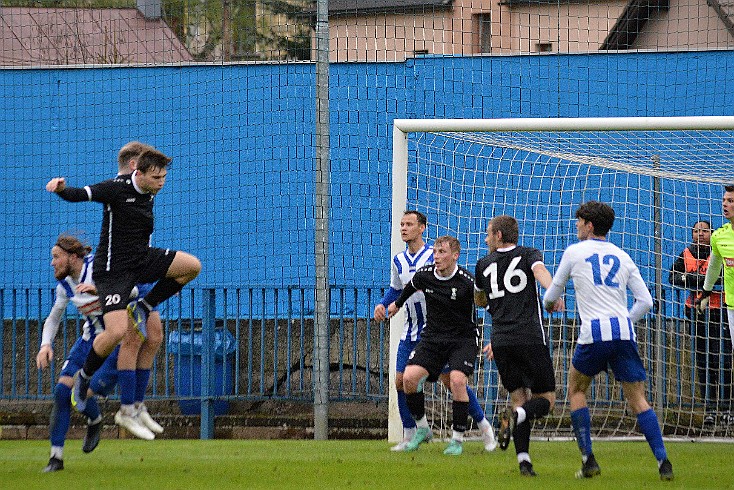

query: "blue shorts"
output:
397 338 450 375
572 340 646 383
59 336 120 397
89 346 120 397
60 336 95 378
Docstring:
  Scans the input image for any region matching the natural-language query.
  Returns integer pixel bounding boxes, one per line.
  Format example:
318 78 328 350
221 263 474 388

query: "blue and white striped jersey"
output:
389 244 434 341
544 239 653 345
42 254 104 345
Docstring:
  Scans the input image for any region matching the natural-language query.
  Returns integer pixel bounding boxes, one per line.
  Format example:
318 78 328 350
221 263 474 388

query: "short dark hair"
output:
434 235 460 253
693 220 711 229
404 210 427 227
490 215 519 244
575 201 615 236
725 185 734 193
118 141 154 172
137 148 172 173
54 234 91 258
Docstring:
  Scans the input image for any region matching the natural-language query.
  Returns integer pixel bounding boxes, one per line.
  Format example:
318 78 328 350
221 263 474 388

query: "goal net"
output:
389 116 734 443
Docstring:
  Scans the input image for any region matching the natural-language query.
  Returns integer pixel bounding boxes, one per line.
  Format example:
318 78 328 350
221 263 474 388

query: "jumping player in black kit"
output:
474 215 563 477
45 146 201 411
387 235 479 456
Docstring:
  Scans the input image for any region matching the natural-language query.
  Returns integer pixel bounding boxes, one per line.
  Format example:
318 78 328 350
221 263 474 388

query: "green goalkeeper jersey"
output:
708 222 734 306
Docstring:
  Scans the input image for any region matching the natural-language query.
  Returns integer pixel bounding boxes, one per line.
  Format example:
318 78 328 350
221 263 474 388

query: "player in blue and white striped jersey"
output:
543 201 673 481
37 235 116 472
36 235 161 472
374 211 496 452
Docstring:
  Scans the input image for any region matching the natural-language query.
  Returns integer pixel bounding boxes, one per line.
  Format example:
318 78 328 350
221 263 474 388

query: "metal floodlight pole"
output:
313 0 330 441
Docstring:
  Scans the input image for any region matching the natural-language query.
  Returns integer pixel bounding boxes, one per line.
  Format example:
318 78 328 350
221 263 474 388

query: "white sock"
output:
415 416 429 429
516 407 527 424
477 418 491 432
50 446 63 459
120 404 136 416
452 430 464 442
517 452 530 464
404 427 416 440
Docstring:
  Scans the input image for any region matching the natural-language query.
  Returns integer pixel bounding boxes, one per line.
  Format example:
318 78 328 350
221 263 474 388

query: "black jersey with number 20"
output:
475 246 546 347
58 173 155 272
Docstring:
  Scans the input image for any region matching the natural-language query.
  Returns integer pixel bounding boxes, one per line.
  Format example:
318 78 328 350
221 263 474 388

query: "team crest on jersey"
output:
726 257 734 267
451 288 457 300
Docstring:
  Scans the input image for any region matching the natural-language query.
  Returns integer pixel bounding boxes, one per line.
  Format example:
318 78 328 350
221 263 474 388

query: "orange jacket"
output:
683 247 722 308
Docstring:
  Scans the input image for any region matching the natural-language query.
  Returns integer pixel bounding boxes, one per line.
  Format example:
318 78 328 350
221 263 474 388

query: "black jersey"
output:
395 264 477 341
475 245 546 347
58 173 154 272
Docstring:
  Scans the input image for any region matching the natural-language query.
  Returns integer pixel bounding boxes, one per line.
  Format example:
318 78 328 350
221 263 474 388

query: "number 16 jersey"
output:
475 245 546 347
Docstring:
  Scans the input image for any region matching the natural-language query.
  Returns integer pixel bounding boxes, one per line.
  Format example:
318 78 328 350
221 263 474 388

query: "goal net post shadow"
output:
389 116 734 443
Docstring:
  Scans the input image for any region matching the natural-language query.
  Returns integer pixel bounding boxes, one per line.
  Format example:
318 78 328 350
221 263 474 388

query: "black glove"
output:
695 290 712 314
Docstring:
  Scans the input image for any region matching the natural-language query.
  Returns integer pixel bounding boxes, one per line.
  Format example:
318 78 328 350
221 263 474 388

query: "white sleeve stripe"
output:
84 186 92 200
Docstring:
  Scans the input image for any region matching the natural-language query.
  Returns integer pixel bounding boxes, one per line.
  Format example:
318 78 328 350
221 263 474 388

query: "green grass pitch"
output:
2 439 733 489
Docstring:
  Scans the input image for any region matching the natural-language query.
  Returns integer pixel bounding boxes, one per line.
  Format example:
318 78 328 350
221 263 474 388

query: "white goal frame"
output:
389 115 734 442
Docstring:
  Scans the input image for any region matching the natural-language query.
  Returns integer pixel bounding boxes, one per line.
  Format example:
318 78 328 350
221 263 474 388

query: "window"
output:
475 13 491 53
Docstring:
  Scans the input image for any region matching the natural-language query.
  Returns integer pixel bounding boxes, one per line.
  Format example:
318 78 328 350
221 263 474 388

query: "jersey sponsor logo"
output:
78 299 102 316
126 198 136 202
725 257 734 267
425 288 433 294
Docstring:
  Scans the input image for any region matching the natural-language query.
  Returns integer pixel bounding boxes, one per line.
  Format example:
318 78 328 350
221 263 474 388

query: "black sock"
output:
452 400 468 433
406 392 425 420
143 278 183 309
523 398 551 421
81 348 107 378
513 418 531 454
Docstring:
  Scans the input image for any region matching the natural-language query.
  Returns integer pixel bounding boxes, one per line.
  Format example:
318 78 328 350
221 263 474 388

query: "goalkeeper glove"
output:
695 290 712 314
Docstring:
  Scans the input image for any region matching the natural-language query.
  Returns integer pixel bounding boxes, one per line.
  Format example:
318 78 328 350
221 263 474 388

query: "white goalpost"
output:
389 116 734 443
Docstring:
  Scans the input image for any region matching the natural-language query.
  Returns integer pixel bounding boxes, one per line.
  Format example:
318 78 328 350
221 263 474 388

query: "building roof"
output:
600 0 669 50
305 0 453 16
0 7 192 66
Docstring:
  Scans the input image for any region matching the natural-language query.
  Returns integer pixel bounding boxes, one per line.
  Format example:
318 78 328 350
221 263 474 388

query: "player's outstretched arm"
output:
36 344 53 369
37 286 69 368
45 177 66 193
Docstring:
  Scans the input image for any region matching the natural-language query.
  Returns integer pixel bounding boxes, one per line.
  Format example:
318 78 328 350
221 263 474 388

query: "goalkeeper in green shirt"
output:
699 185 734 352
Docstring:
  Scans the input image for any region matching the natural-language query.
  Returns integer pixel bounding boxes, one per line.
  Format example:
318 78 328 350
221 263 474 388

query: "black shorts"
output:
407 337 479 381
94 247 177 313
492 343 556 394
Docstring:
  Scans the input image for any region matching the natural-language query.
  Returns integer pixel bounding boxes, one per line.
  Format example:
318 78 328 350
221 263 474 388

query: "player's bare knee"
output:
395 372 405 391
121 329 143 350
448 372 467 394
171 252 201 283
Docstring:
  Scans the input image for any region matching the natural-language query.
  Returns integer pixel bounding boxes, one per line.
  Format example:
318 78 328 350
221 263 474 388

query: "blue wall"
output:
2 51 733 307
